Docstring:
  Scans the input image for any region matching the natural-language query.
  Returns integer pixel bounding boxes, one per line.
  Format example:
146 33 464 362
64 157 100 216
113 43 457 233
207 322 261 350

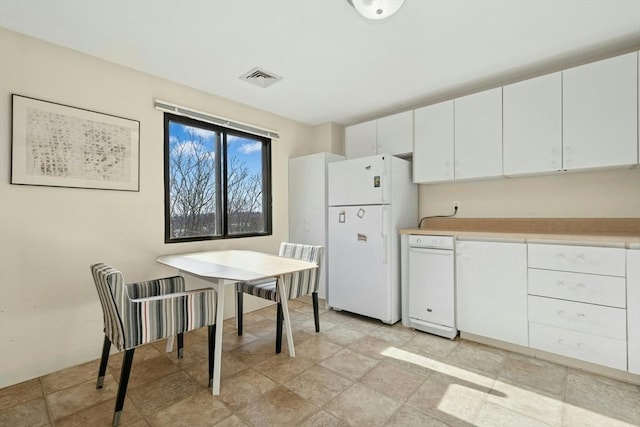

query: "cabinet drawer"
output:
527 244 625 276
528 268 626 308
528 296 626 339
529 322 627 370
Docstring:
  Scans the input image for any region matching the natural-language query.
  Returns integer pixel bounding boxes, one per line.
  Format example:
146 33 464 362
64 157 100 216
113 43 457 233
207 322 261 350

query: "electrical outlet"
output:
453 201 460 211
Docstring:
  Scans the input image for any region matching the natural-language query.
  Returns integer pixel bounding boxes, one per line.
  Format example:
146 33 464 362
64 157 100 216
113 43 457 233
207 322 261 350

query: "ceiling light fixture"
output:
347 0 406 21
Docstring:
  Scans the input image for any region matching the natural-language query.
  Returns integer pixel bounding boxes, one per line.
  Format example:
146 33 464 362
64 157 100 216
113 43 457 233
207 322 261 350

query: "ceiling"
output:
1 0 639 126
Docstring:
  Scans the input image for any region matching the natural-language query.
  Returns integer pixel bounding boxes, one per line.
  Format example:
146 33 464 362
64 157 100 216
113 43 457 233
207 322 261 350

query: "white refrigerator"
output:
327 154 417 324
289 152 345 300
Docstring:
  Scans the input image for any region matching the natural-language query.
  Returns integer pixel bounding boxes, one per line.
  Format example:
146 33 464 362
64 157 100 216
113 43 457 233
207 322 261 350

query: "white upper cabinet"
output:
413 100 454 183
345 120 376 159
345 111 413 159
503 72 562 176
454 88 503 180
562 52 638 170
377 111 413 157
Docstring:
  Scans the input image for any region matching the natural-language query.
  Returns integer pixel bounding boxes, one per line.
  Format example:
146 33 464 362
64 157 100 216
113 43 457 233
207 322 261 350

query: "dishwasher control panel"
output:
408 235 454 250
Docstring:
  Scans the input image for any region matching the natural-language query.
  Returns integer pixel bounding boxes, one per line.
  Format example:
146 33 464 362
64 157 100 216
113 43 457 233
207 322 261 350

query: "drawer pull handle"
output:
576 283 585 288
558 339 566 346
576 313 585 318
577 343 584 349
557 310 566 316
557 281 565 287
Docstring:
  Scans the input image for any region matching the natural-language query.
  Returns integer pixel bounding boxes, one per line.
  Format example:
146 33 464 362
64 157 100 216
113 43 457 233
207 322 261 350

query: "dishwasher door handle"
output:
409 247 453 255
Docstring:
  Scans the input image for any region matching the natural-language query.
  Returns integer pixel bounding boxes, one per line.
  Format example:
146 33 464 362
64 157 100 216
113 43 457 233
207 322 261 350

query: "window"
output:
164 113 271 242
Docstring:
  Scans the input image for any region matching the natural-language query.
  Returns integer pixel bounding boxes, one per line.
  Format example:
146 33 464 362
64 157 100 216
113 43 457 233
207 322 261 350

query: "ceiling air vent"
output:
239 67 283 88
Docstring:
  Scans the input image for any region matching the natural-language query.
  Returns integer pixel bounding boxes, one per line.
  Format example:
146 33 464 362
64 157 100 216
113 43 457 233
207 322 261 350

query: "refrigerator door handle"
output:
381 206 388 264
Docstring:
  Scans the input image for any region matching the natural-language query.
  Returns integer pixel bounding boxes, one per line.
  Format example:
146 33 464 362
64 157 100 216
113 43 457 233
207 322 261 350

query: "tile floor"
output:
1 296 639 427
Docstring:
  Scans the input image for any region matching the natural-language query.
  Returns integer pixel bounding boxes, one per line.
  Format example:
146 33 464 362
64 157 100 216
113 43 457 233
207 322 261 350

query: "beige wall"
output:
419 168 640 219
0 28 332 387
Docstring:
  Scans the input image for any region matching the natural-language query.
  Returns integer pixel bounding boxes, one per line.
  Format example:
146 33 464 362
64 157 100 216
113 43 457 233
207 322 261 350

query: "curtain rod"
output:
154 100 280 140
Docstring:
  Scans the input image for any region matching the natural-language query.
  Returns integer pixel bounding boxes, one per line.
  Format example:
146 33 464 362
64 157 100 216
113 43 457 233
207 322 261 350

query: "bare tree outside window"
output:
164 113 271 242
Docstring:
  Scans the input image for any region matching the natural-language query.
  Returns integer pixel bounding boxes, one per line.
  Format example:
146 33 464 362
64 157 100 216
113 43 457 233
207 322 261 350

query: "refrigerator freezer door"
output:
328 205 392 322
328 155 390 206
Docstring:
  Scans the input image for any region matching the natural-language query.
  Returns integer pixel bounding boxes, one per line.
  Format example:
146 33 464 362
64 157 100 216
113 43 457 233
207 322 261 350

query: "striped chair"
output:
236 243 323 353
90 263 217 427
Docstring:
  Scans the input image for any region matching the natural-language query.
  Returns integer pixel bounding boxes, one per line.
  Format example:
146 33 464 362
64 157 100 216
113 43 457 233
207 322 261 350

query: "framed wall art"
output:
11 94 140 191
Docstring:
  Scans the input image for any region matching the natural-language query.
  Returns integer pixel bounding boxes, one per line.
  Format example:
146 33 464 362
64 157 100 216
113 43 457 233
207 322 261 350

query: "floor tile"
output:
285 366 352 406
146 389 231 426
213 414 248 426
46 377 119 422
475 401 553 427
4 301 640 427
120 353 181 390
446 340 507 377
0 397 49 427
320 348 379 381
368 324 416 345
218 368 278 411
498 353 567 398
254 353 314 384
359 359 428 402
54 396 141 427
406 371 489 427
127 371 200 416
488 379 563 426
299 410 345 427
383 405 449 427
324 382 401 427
319 325 365 346
402 331 459 358
564 370 640 426
0 377 43 411
236 385 318 426
348 335 397 360
41 359 103 395
294 336 343 363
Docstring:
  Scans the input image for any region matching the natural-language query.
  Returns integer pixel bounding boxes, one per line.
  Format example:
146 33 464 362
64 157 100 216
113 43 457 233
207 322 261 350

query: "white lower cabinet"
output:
456 240 528 346
529 323 627 370
527 243 628 371
628 249 640 374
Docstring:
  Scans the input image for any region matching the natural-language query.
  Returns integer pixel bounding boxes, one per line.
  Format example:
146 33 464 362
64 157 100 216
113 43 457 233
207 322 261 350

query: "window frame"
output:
164 112 272 243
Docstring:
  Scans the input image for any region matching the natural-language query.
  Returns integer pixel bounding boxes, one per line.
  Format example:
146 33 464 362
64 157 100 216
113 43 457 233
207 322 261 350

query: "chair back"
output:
91 263 127 350
279 243 323 300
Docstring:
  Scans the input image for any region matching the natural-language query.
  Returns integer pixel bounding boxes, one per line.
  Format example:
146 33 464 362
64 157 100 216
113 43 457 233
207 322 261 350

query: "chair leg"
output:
275 302 283 354
113 348 135 427
177 333 184 359
97 335 111 389
312 292 320 333
208 324 216 388
236 285 243 336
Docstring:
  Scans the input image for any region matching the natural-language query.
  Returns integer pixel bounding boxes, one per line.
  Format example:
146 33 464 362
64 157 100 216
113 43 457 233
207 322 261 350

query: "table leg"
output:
211 279 225 395
277 277 295 357
165 336 174 353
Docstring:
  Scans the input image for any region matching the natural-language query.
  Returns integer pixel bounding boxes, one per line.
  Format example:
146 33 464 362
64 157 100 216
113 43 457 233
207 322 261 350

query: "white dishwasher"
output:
407 235 457 339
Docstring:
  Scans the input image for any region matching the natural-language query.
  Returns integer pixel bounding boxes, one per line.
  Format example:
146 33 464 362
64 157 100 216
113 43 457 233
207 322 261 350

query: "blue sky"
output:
169 122 263 174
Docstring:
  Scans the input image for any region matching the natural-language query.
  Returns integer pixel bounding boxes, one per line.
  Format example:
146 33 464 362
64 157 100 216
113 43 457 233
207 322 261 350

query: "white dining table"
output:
156 249 318 395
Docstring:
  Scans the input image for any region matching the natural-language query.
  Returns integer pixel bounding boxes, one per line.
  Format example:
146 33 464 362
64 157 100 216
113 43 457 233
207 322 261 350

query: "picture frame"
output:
11 94 140 191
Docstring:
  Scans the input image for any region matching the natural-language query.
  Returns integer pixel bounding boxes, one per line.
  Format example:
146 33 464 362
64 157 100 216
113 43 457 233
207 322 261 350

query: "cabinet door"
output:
503 72 562 175
563 52 638 170
413 101 454 183
456 240 528 346
377 111 413 156
454 88 503 180
628 249 640 374
345 120 377 159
